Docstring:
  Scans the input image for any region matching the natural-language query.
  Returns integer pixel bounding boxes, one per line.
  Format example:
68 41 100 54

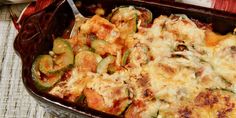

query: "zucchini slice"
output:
83 88 107 111
128 14 138 33
111 89 131 115
125 101 145 118
97 55 115 74
77 45 90 52
32 55 62 91
136 7 153 27
91 39 109 55
38 55 54 75
108 98 131 115
109 7 138 36
75 50 102 72
52 38 74 71
107 64 118 74
75 94 86 103
109 6 153 35
121 49 131 66
208 88 235 94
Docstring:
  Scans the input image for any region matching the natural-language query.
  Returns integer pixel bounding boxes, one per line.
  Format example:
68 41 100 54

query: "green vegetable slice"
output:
109 6 153 34
136 7 153 27
75 94 86 103
31 38 73 91
208 88 235 94
52 38 74 71
130 14 138 33
107 64 117 74
79 45 90 52
75 50 102 67
38 55 54 75
97 55 115 74
109 7 138 36
121 49 131 66
116 98 131 115
116 89 131 115
91 39 109 55
32 55 62 91
75 50 102 72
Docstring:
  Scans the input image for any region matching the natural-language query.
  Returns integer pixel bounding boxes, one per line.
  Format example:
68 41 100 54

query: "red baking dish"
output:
14 0 236 117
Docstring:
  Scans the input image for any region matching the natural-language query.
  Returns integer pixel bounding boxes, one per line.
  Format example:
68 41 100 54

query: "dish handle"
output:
14 0 74 66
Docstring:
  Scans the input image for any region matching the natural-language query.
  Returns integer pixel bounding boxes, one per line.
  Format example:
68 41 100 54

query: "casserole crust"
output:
32 6 236 118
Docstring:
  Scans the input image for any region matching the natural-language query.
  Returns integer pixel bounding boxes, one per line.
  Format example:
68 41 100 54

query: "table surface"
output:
0 5 54 118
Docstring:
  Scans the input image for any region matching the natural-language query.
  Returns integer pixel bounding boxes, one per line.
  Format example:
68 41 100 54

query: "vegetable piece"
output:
109 6 153 34
97 55 115 74
121 49 131 66
75 50 102 72
78 45 90 52
129 14 138 33
91 39 121 56
108 98 131 115
75 51 102 65
107 64 118 74
52 38 74 71
208 88 235 94
32 55 62 91
83 88 107 111
75 94 86 103
107 62 123 74
38 55 54 75
219 88 235 94
87 34 99 41
109 7 138 36
136 7 153 27
110 89 131 115
91 39 109 55
74 45 95 53
125 100 145 118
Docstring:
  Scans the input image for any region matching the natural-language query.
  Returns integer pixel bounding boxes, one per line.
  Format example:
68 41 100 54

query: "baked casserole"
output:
31 6 236 118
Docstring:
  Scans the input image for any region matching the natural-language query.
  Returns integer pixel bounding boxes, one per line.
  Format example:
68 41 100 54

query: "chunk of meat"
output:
205 30 229 47
80 15 120 43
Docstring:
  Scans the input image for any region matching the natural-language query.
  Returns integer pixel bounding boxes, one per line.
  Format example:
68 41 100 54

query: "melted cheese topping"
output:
49 13 236 118
86 72 130 107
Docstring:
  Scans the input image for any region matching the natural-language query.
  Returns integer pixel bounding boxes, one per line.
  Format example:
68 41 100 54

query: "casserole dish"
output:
14 0 236 117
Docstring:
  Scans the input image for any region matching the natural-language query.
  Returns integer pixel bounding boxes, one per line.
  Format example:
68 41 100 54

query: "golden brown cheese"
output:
208 35 236 85
49 68 92 102
181 90 236 118
80 15 120 43
48 12 236 118
84 71 131 115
